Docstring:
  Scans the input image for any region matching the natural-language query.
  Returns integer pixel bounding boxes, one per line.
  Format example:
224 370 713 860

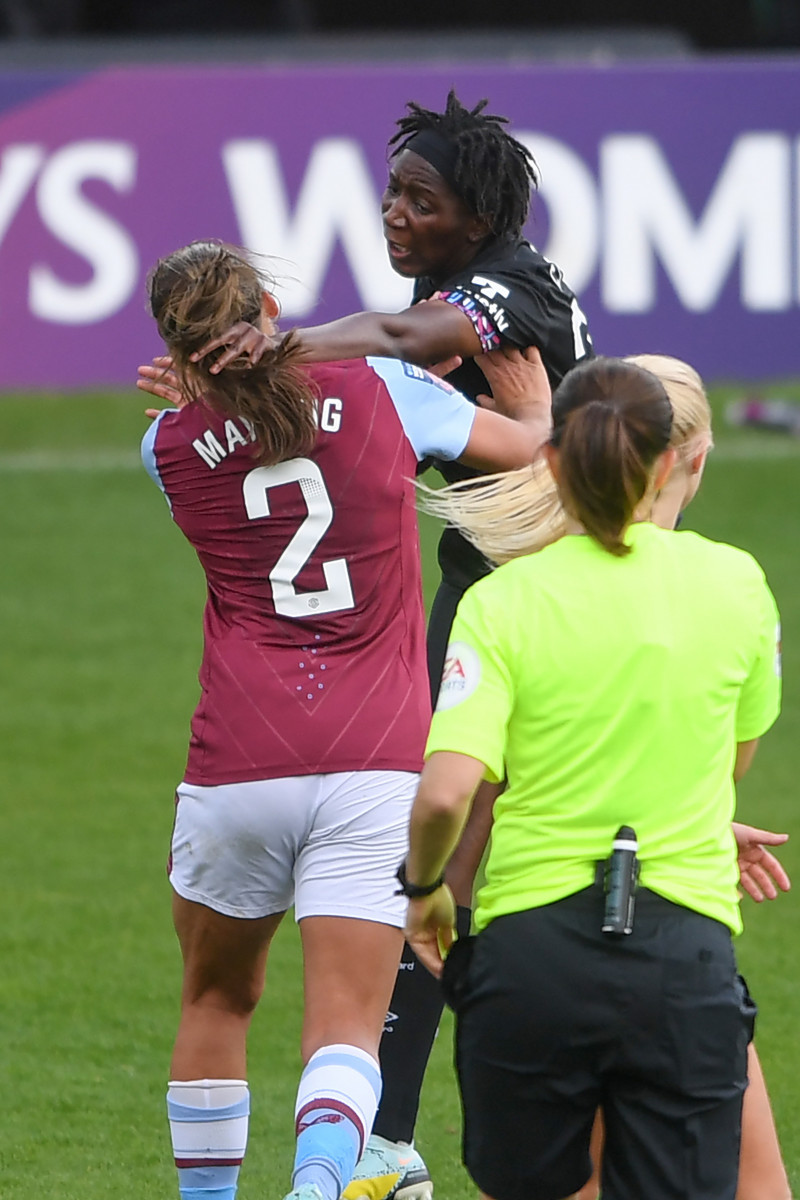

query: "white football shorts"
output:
169 770 417 926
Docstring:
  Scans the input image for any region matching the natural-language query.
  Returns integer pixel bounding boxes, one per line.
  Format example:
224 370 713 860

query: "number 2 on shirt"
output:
243 458 355 618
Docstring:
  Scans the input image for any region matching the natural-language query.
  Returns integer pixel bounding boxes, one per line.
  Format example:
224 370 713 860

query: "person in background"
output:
402 356 781 1200
138 93 593 1199
422 351 792 1200
140 240 550 1200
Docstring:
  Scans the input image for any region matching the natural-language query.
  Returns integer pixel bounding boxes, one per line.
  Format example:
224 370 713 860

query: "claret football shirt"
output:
142 356 476 786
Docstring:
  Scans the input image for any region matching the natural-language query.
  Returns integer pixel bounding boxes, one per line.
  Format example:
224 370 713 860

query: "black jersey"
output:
414 235 595 592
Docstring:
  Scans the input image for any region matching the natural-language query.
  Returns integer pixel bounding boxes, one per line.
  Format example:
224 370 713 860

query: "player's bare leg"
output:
288 917 404 1200
572 1047 791 1200
737 1044 792 1200
170 893 284 1078
300 915 402 1060
574 1111 603 1200
355 783 499 1200
168 893 286 1200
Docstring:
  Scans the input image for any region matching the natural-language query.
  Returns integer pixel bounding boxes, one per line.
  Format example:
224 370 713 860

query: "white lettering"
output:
494 308 509 333
570 296 593 360
192 431 227 469
224 418 249 452
29 140 139 324
602 133 791 312
222 137 411 318
473 277 509 302
0 145 44 251
471 276 511 301
518 132 600 296
320 396 343 433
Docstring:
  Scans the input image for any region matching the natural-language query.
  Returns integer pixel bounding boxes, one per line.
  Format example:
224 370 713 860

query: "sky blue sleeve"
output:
140 411 172 510
366 355 476 461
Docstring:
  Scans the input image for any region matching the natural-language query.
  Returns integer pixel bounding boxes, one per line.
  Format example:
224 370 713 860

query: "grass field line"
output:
0 449 143 471
1 437 800 472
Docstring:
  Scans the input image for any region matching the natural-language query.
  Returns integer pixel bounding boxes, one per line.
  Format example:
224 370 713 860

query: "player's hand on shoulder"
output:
137 356 188 417
476 345 551 416
732 821 790 902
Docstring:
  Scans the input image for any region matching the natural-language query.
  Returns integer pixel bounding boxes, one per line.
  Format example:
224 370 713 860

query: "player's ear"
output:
544 442 560 483
653 447 677 492
690 447 708 477
261 290 280 321
467 214 492 243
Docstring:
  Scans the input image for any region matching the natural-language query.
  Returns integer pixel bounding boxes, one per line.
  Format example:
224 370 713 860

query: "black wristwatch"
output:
395 860 445 899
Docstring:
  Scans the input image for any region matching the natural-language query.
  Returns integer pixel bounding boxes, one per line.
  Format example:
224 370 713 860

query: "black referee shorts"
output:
443 886 755 1200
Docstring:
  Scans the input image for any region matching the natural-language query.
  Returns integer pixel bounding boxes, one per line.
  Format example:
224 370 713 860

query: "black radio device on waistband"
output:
602 826 639 936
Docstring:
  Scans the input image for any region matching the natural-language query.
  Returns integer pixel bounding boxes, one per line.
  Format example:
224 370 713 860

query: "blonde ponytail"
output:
419 457 565 565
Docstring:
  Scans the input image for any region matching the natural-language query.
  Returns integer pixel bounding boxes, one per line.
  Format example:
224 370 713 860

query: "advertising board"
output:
0 61 797 386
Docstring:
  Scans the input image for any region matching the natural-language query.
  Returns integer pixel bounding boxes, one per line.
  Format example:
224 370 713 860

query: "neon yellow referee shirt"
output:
427 522 781 934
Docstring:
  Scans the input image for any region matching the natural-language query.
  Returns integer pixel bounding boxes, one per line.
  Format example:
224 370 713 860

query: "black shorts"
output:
442 887 756 1200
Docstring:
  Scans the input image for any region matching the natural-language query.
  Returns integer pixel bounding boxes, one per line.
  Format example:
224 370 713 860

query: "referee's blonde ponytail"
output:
148 241 317 466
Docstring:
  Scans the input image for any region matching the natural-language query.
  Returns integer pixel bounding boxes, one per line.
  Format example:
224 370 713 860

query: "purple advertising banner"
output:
0 59 798 388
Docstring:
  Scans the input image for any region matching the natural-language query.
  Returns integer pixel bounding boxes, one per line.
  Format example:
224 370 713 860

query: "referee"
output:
401 357 782 1200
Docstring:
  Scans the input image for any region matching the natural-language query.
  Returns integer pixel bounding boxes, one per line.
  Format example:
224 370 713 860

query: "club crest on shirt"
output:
436 641 481 711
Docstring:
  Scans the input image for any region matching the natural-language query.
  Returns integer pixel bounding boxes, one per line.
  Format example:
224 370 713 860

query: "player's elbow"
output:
376 318 439 364
415 786 469 826
416 751 486 818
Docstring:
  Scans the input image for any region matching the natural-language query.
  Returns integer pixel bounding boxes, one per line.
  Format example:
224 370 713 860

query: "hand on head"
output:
190 322 278 374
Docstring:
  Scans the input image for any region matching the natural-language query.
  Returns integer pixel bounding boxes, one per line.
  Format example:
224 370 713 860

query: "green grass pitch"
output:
0 382 798 1199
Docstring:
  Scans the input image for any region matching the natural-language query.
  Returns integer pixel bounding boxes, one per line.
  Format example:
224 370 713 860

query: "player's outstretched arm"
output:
185 300 483 374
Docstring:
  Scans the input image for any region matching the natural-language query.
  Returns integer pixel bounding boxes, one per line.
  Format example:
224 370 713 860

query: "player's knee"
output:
183 975 264 1017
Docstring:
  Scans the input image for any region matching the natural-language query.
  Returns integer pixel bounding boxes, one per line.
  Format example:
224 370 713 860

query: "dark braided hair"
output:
388 89 538 240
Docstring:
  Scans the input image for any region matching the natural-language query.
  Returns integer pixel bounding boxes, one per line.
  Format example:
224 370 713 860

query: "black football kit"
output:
414 234 596 692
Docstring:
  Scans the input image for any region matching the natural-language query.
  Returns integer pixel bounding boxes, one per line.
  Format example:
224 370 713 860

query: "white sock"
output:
167 1078 249 1200
293 1045 382 1200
